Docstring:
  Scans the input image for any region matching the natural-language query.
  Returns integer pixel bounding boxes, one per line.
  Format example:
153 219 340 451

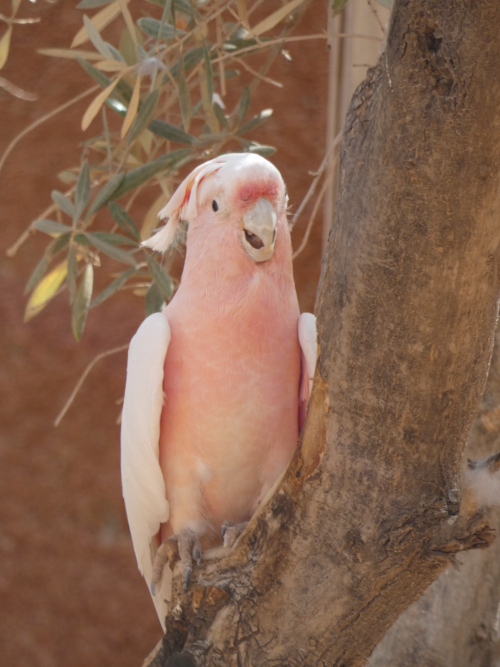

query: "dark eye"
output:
212 200 219 212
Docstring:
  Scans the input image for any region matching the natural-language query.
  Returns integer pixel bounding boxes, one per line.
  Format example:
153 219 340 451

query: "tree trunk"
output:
147 1 500 664
369 327 500 667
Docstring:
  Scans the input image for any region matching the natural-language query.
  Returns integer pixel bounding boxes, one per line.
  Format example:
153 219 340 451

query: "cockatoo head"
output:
142 153 288 264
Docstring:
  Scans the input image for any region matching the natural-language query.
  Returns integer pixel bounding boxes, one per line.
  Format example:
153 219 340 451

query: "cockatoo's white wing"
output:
298 313 317 429
121 312 171 629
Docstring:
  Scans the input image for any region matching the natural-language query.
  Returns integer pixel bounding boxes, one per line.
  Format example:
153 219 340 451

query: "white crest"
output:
142 157 226 253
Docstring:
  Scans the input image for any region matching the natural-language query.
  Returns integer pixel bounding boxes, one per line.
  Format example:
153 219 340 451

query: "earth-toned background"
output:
0 1 330 664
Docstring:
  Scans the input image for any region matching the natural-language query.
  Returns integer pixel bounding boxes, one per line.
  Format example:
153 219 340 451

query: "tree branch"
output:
145 1 500 664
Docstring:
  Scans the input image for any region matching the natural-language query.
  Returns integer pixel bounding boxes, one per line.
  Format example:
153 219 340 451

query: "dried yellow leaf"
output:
24 259 68 322
236 0 250 28
38 48 102 61
11 0 22 16
121 73 141 138
0 27 13 71
71 0 129 48
251 0 305 36
94 59 129 72
82 77 121 131
141 191 169 241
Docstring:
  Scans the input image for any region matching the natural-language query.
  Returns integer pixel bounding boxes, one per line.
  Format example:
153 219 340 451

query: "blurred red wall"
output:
0 1 326 664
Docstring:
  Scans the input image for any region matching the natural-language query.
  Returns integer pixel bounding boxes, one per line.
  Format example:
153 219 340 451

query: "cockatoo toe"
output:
152 529 203 593
221 520 249 548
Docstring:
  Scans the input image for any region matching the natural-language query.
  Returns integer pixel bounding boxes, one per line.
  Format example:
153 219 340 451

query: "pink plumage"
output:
121 153 316 629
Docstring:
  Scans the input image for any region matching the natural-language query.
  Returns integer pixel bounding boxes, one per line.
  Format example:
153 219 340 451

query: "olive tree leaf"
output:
236 108 273 135
251 0 306 36
33 219 72 235
24 255 49 295
237 86 250 125
137 17 178 39
82 76 121 130
85 232 137 265
145 254 173 300
0 27 13 71
148 119 195 145
86 172 125 216
90 266 136 308
83 14 113 59
108 202 141 240
145 281 165 315
110 148 193 199
72 263 94 340
121 73 141 138
74 160 91 221
51 190 76 219
24 259 68 322
128 88 160 144
66 244 78 304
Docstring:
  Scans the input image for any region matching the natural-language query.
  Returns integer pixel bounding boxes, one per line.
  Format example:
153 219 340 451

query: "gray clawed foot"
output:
221 520 249 547
151 530 202 594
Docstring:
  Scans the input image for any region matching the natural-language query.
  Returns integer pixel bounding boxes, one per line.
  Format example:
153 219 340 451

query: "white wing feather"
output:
298 312 317 402
121 312 171 628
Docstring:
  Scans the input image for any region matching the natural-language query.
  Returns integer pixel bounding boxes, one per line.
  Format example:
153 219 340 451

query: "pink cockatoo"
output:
120 152 317 630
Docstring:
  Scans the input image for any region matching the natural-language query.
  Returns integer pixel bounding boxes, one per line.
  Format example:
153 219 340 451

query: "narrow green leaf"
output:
86 172 125 216
90 266 136 308
168 47 203 79
145 281 165 315
51 232 72 256
137 17 178 39
105 43 125 63
77 57 111 89
77 57 133 103
105 98 127 115
77 0 113 8
174 0 199 18
75 160 91 221
145 254 173 300
83 14 113 59
24 254 49 295
67 244 78 303
237 86 250 126
213 102 229 130
33 219 72 235
201 37 214 102
75 231 137 246
148 119 195 145
72 263 94 340
51 190 76 218
108 202 140 240
246 143 277 157
155 0 172 53
236 108 273 135
196 131 230 146
128 88 160 144
177 52 191 131
85 232 137 265
111 148 193 200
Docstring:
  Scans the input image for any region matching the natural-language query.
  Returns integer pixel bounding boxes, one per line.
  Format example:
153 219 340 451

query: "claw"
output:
151 581 156 596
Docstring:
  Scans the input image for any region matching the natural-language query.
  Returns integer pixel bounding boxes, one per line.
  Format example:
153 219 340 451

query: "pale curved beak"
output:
242 198 277 263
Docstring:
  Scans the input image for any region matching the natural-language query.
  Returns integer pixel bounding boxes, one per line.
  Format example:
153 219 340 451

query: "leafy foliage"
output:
20 0 313 338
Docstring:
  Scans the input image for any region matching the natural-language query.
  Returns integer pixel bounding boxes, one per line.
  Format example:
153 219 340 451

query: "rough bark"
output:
146 1 500 665
368 327 500 667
